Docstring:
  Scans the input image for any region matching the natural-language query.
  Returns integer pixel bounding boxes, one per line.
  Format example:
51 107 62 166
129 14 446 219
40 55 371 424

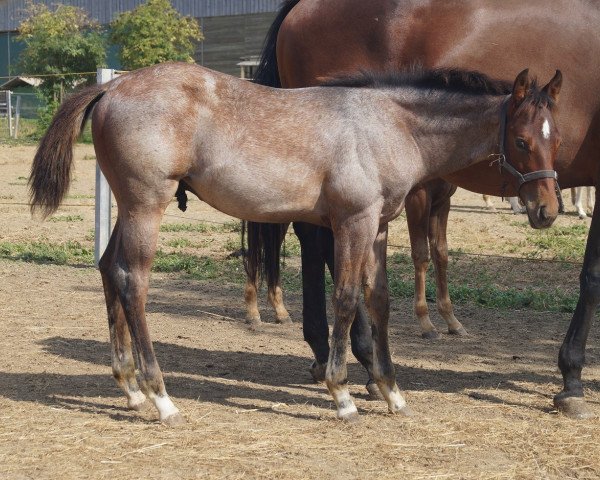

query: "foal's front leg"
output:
327 214 379 420
364 224 412 415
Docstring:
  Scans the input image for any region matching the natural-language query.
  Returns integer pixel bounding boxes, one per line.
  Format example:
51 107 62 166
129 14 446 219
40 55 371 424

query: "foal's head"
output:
503 69 562 229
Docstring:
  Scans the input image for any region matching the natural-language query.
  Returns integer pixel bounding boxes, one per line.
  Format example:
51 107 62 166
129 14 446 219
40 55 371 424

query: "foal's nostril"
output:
539 205 548 221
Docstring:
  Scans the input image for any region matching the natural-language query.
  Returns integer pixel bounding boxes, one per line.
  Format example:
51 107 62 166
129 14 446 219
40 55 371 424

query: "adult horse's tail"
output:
243 0 301 290
29 84 108 218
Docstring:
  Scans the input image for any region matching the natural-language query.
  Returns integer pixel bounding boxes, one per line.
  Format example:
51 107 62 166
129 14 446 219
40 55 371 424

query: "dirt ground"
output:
0 144 599 479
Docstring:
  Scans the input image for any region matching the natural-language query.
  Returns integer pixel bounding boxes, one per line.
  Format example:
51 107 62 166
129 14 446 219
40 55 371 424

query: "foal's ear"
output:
512 69 531 104
542 70 562 103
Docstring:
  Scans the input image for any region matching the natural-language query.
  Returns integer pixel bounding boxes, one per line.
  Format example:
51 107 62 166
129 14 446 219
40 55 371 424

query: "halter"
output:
494 99 564 213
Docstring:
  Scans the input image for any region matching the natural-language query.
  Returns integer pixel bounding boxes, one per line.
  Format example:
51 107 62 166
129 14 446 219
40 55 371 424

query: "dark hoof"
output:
448 326 468 336
275 316 293 325
421 330 440 340
554 396 595 419
365 380 384 401
309 361 326 383
161 412 187 427
246 319 262 331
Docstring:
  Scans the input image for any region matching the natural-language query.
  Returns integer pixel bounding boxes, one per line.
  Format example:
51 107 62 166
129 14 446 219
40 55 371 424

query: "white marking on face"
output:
542 119 551 139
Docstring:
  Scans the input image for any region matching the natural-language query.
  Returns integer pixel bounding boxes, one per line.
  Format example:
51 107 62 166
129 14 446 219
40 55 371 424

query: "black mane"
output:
321 68 512 95
322 67 556 109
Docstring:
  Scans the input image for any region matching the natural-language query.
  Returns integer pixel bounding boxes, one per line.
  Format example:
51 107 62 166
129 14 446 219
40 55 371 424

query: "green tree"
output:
17 3 106 103
110 0 203 70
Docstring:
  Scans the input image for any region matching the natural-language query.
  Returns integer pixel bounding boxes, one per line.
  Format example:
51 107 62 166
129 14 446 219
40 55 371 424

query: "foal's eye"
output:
515 138 529 152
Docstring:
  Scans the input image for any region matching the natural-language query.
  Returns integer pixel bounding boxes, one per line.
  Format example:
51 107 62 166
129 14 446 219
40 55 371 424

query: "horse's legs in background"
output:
99 201 184 425
406 186 439 339
482 194 497 212
293 222 330 381
294 222 377 395
363 224 411 415
572 187 595 219
554 187 600 419
483 194 524 213
99 218 147 411
244 276 261 326
244 223 291 326
327 213 379 420
267 223 292 324
244 270 291 327
429 188 467 336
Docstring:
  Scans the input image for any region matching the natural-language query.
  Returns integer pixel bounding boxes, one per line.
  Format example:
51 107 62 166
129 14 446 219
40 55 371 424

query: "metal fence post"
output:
94 68 115 266
6 90 12 137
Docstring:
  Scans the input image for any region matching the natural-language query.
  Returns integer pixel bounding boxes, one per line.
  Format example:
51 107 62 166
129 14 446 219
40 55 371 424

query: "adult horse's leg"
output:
99 201 184 425
405 183 464 338
428 187 467 336
554 187 600 419
363 224 411 415
293 222 331 381
244 222 291 327
243 276 262 327
99 218 147 411
294 222 377 396
405 186 439 338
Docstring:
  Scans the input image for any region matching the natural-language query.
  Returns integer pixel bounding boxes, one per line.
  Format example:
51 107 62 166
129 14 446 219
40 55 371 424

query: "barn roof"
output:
0 0 281 32
0 76 42 89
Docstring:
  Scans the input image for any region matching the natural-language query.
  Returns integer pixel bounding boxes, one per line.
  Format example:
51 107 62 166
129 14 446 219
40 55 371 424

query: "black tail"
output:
29 83 108 218
243 0 301 290
252 0 301 87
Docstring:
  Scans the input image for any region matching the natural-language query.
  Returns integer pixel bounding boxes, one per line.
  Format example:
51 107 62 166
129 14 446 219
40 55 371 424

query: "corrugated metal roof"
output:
0 0 281 31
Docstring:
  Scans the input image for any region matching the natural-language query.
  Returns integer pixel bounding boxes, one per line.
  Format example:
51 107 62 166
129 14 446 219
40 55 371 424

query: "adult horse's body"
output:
247 0 600 418
29 62 561 423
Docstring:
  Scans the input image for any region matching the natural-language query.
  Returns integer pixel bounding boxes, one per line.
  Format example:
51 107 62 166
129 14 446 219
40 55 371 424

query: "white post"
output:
6 90 12 137
13 95 21 139
94 68 115 266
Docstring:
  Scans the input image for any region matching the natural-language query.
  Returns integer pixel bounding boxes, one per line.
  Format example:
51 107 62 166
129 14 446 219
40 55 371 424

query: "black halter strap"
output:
495 100 564 213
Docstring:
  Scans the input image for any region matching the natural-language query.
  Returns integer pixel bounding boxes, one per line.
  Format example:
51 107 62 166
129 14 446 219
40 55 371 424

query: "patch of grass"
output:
525 224 588 261
153 251 241 281
386 252 577 313
0 239 578 313
166 238 200 249
219 221 242 233
0 241 93 265
160 221 241 234
49 214 84 223
160 223 209 233
281 235 301 257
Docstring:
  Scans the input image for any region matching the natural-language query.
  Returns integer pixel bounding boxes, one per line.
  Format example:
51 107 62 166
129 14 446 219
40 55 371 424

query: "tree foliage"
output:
17 3 106 101
110 0 203 70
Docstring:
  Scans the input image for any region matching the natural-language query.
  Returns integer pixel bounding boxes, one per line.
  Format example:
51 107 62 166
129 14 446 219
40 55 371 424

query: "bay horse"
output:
246 0 600 419
29 62 561 423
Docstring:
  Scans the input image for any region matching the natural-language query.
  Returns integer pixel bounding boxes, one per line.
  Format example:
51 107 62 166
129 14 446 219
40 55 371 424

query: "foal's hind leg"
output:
99 218 146 411
100 202 184 425
429 192 466 336
364 224 411 416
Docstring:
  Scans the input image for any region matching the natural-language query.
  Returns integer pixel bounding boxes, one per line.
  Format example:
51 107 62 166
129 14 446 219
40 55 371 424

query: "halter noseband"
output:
495 99 564 213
